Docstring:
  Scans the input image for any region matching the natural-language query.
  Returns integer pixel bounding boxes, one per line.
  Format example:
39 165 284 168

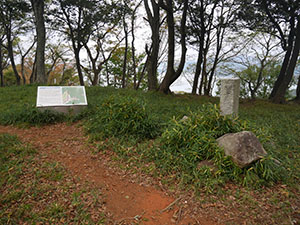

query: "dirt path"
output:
0 123 217 225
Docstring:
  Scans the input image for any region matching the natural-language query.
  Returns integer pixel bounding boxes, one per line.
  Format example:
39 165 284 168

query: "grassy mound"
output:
137 104 285 191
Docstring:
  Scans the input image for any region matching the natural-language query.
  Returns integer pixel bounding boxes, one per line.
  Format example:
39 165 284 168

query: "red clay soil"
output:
0 123 218 225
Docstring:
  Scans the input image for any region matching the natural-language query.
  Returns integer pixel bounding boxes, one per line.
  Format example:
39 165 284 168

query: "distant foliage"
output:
0 106 66 126
84 95 160 141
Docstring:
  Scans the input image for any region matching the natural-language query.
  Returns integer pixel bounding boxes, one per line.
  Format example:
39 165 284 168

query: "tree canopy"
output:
0 0 299 103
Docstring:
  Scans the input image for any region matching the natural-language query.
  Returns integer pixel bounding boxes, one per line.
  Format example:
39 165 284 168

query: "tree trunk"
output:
270 20 300 103
158 0 175 94
74 48 85 86
30 54 37 84
31 0 46 84
192 47 203 94
21 56 26 84
7 29 20 85
144 0 159 90
0 39 3 87
136 54 149 90
295 75 300 102
122 18 129 89
158 0 188 94
131 1 142 89
191 0 205 94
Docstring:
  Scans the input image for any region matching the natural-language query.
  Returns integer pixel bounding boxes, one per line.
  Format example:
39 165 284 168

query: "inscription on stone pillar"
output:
220 78 240 117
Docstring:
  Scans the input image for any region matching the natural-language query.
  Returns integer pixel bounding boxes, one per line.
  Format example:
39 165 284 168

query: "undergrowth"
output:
84 95 160 141
136 104 285 191
0 105 66 126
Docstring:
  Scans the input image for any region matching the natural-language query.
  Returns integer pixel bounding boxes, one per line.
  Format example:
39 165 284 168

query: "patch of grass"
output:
0 133 107 224
0 106 66 126
84 95 160 141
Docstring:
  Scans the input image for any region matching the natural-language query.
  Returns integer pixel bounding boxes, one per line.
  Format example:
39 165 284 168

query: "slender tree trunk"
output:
192 48 203 94
0 42 3 87
74 48 84 86
295 75 300 101
131 1 142 89
31 0 46 84
21 57 26 84
270 20 300 103
191 0 205 94
144 0 159 90
136 54 149 90
159 0 188 94
199 51 207 95
7 29 20 85
122 18 128 89
30 54 37 84
159 0 175 93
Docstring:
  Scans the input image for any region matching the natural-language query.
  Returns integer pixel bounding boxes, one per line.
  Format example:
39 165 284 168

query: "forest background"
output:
0 0 300 103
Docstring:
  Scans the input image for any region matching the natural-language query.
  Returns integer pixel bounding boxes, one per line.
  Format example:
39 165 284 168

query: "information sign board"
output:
36 86 88 107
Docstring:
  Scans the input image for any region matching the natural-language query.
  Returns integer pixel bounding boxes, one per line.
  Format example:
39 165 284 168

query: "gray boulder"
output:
216 131 267 168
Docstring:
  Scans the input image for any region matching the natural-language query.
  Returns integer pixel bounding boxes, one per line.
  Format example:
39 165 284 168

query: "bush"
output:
84 95 160 141
148 104 283 190
0 106 66 126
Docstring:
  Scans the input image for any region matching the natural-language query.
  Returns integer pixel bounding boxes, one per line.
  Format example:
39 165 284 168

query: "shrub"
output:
149 104 283 189
0 106 66 126
84 95 160 141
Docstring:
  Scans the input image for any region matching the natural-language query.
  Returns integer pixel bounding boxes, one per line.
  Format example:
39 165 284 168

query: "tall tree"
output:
52 0 122 86
30 0 46 84
295 59 300 102
17 38 36 84
130 0 143 89
0 0 30 85
188 0 239 95
0 32 5 87
158 0 188 94
237 0 300 103
144 0 160 90
121 0 130 88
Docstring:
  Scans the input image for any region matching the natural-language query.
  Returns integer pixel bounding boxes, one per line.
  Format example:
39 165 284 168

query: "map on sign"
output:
36 86 87 107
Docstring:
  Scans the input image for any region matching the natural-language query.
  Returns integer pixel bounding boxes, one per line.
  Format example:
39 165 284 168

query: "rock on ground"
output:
216 131 267 168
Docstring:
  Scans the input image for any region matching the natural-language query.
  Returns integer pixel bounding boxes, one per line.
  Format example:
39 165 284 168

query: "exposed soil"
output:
0 123 218 225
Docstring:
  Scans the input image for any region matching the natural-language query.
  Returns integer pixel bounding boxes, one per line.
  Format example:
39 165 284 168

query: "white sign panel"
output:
37 86 88 107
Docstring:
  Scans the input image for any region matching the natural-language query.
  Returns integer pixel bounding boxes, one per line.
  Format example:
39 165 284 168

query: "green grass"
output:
0 85 299 224
0 133 106 224
0 85 299 189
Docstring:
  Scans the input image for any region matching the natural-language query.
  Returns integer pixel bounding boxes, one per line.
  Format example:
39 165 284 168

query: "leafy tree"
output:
223 32 283 99
237 0 300 103
0 0 30 85
101 46 147 88
16 37 36 84
52 0 123 86
227 60 281 99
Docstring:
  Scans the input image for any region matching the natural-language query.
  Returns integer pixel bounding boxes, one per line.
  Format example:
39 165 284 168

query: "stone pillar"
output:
220 78 240 117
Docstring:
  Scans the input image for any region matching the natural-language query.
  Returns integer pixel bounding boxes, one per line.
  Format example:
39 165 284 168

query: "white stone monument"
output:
220 78 240 117
36 86 88 115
